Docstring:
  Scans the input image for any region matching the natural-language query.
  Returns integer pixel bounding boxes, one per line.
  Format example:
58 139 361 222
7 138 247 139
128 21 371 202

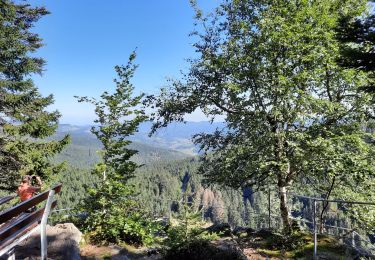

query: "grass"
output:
237 229 356 259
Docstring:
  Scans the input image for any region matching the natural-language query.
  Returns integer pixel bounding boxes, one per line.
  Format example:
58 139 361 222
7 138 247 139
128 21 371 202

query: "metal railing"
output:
145 193 375 258
289 193 375 259
50 191 375 259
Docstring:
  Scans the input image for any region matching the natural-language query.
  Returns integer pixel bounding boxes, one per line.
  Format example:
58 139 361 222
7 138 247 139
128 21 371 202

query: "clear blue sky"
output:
30 0 220 125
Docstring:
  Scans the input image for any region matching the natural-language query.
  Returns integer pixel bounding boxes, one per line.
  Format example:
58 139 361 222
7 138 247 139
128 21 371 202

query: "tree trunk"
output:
279 185 291 234
319 175 336 233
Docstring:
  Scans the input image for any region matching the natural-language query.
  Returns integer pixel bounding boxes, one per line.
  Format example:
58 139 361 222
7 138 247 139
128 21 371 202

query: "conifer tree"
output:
0 0 70 190
335 0 375 92
164 189 215 252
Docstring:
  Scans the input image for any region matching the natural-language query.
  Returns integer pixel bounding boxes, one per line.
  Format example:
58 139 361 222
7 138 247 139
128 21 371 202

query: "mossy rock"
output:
252 232 372 259
206 223 232 237
163 240 246 260
233 226 255 237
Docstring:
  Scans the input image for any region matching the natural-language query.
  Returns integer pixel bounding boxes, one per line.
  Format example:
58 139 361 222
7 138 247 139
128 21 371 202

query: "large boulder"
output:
14 223 82 260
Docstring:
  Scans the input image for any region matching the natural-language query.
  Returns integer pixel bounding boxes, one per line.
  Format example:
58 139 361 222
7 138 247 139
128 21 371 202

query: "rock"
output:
163 239 246 260
233 226 255 237
14 223 82 260
206 223 232 237
211 238 247 259
254 228 274 238
146 248 159 256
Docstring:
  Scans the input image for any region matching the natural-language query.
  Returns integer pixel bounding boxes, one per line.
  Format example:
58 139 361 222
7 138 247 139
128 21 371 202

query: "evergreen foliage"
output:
75 53 157 245
149 0 375 233
335 0 375 92
0 0 70 190
163 190 219 255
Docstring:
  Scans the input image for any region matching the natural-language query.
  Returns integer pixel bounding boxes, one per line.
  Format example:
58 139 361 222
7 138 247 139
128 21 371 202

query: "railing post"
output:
40 189 55 260
268 187 271 229
313 199 317 259
6 248 15 260
169 201 172 221
352 230 355 248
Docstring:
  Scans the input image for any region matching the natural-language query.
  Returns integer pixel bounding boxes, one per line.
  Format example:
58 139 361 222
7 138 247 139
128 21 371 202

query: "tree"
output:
150 0 374 233
0 0 70 190
335 0 375 92
321 1 375 230
164 188 218 256
76 53 156 245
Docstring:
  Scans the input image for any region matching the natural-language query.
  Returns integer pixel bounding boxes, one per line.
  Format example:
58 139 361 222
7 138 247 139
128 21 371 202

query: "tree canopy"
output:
0 0 69 190
335 0 375 91
150 0 375 232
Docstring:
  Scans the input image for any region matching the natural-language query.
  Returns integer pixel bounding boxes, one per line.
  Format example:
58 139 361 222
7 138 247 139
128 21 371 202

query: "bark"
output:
270 118 292 233
279 185 291 233
319 175 336 233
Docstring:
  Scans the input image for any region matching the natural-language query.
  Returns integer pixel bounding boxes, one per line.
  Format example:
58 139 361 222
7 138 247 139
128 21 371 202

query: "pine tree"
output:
0 0 70 190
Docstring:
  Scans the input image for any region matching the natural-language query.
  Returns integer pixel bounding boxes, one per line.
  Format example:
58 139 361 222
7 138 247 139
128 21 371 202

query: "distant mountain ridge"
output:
57 121 225 155
52 121 225 168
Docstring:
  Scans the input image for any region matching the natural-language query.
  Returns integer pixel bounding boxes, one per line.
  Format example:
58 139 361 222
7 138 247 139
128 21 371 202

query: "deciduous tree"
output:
150 0 374 233
76 53 156 245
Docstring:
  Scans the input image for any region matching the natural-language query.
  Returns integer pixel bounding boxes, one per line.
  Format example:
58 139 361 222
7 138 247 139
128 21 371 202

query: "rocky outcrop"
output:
14 223 82 260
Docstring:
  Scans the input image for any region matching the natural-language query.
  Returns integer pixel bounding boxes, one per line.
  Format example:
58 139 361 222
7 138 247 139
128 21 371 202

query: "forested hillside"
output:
51 124 359 232
50 124 192 168
51 124 266 227
54 152 272 229
50 123 374 252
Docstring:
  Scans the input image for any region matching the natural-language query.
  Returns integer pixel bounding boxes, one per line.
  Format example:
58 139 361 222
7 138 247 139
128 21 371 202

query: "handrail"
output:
0 201 57 243
0 184 61 259
289 193 375 206
0 184 61 224
0 195 16 206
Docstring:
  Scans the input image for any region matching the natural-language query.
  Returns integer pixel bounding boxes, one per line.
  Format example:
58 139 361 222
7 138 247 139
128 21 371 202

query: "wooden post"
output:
40 189 55 260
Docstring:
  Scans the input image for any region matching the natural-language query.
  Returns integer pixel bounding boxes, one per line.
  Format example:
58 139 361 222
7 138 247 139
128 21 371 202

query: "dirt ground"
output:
79 238 279 260
80 244 160 260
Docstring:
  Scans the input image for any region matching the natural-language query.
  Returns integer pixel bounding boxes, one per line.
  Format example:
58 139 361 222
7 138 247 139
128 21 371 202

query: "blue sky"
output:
30 0 220 125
